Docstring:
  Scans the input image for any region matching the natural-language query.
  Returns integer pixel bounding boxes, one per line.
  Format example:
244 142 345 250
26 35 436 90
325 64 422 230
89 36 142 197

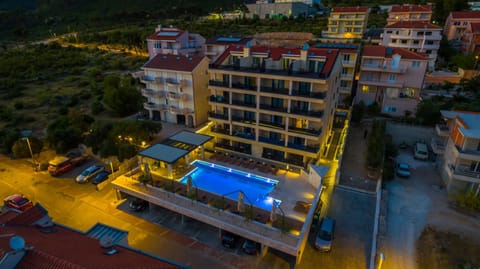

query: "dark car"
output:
92 171 110 185
3 194 34 212
221 232 238 249
396 162 411 178
76 165 104 183
315 217 335 252
129 198 148 212
241 239 259 255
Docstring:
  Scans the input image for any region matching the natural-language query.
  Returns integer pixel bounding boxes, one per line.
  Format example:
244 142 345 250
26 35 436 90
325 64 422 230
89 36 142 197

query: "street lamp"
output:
475 55 479 70
21 130 35 170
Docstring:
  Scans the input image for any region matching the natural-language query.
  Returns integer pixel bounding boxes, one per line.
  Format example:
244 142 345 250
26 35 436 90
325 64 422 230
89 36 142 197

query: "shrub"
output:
454 189 480 211
91 101 104 115
14 102 24 110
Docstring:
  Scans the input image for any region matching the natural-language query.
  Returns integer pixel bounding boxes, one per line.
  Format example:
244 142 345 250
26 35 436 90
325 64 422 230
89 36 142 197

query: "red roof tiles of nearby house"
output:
450 11 480 19
331 6 368 13
471 22 480 33
0 225 183 269
390 4 432 13
363 45 427 60
5 205 45 226
147 29 185 41
385 21 442 29
143 54 206 72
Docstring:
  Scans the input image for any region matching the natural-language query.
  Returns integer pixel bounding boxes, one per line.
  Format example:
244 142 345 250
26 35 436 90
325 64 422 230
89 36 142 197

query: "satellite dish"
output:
99 236 114 248
9 236 25 251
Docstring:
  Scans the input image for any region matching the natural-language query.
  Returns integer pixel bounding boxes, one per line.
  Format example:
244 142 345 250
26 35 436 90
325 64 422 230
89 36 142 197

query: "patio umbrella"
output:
237 191 245 213
186 175 193 194
270 202 277 223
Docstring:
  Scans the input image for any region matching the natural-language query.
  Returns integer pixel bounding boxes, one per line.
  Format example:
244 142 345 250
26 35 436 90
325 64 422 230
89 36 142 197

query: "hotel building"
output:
324 6 369 39
146 26 205 59
386 4 432 25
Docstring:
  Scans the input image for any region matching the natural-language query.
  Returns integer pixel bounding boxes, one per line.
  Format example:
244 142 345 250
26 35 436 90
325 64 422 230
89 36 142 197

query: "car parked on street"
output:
3 194 34 212
92 171 110 185
221 231 239 249
414 142 429 160
315 217 335 252
241 239 259 255
396 162 411 178
129 198 148 212
76 165 104 183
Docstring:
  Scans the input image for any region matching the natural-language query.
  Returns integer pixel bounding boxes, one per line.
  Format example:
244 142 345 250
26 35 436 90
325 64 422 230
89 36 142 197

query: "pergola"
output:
138 131 212 179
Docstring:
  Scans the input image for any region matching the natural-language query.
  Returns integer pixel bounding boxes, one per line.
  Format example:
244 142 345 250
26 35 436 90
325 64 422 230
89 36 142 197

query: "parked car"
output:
76 165 104 183
129 198 148 212
92 171 110 185
414 142 429 160
396 162 411 178
48 150 88 176
3 194 34 212
221 232 239 249
315 217 335 252
241 239 259 255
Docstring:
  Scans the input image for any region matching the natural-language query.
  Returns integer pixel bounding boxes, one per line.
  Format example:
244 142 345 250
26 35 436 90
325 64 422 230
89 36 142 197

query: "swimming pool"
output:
179 160 280 211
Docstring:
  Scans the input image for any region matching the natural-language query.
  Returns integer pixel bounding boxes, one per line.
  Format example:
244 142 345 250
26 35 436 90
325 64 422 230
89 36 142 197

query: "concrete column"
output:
260 244 269 257
181 214 185 225
201 146 205 160
186 155 190 166
168 164 173 179
148 109 153 119
295 250 303 265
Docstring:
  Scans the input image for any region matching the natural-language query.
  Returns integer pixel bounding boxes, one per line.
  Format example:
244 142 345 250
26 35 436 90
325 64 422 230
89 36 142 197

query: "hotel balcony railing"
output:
141 88 165 98
140 76 155 83
435 124 450 137
260 86 289 95
285 158 305 167
342 60 356 66
359 78 404 88
259 104 288 113
233 132 255 140
291 90 326 99
454 145 480 159
209 80 229 87
288 126 321 136
290 108 324 118
450 165 480 180
259 136 286 147
215 143 252 155
231 82 257 91
154 77 164 84
167 92 181 100
231 116 256 125
258 120 285 130
211 127 230 135
287 142 319 153
262 152 286 163
431 138 446 155
209 95 228 104
208 112 229 120
360 64 407 73
231 100 256 108
143 102 162 110
209 64 329 79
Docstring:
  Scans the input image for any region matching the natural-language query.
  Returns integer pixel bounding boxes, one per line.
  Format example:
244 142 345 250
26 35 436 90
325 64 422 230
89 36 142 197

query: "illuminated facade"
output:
386 4 432 25
324 6 369 39
146 26 205 59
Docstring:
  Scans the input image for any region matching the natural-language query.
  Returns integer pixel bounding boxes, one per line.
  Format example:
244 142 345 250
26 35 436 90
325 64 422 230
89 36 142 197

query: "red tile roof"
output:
0 210 18 224
0 225 183 269
385 21 442 29
147 29 185 41
390 4 432 13
331 6 368 13
143 54 207 72
471 22 480 33
363 45 427 60
5 205 46 226
450 11 480 19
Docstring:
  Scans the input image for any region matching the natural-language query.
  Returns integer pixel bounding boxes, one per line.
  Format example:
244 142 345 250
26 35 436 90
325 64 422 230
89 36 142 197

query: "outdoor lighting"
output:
21 130 35 170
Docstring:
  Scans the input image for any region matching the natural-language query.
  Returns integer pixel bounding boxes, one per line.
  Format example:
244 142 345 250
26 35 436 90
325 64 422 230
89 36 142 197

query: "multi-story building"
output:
315 43 360 103
435 110 480 196
324 6 369 39
381 21 442 70
386 4 432 25
207 43 342 172
444 11 480 43
139 53 210 127
246 2 313 19
146 25 205 59
204 36 253 62
461 22 480 55
355 45 428 116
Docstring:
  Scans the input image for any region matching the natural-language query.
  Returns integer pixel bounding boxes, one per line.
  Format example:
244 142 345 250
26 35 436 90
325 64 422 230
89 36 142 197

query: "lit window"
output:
362 85 369 92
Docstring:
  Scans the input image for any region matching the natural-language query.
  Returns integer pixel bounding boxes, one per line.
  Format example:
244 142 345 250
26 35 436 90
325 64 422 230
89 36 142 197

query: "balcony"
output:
259 136 286 147
260 86 289 95
431 138 446 154
454 145 480 161
339 86 352 93
143 102 162 110
287 143 320 153
232 132 255 140
450 165 480 182
166 78 186 88
361 64 407 73
215 143 252 155
209 80 229 88
231 100 256 108
140 76 154 84
208 112 229 120
258 120 285 130
208 64 330 79
141 88 165 98
290 108 324 118
211 127 230 135
291 90 326 99
167 92 181 100
360 79 404 88
340 73 355 79
288 126 321 136
154 77 164 84
231 82 257 91
209 95 228 104
259 104 288 113
168 106 183 114
231 116 256 125
435 124 450 137
342 60 356 67
262 152 286 163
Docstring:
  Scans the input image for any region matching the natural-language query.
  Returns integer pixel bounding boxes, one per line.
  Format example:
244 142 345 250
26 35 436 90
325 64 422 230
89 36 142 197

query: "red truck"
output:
48 151 88 176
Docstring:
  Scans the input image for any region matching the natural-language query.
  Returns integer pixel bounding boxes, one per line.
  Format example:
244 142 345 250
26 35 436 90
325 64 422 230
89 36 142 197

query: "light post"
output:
21 130 35 170
475 55 479 70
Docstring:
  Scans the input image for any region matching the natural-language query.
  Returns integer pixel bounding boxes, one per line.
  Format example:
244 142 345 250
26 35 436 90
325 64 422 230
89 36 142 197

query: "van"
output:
315 217 335 252
414 142 429 160
48 156 73 176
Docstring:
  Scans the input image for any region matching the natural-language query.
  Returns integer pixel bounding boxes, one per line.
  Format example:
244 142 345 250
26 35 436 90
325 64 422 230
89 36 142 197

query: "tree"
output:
12 136 43 158
415 99 442 125
103 75 143 116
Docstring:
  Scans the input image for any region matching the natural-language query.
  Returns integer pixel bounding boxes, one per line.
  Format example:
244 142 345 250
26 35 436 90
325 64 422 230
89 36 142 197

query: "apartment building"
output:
246 2 313 19
461 22 480 55
386 4 432 25
355 45 428 117
324 6 369 39
207 43 342 172
435 110 480 196
315 43 359 103
146 25 205 59
139 54 210 127
444 11 480 43
381 21 442 70
204 36 253 62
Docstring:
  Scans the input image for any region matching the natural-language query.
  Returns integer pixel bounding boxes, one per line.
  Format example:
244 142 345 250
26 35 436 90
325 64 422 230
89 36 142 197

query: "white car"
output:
76 165 104 183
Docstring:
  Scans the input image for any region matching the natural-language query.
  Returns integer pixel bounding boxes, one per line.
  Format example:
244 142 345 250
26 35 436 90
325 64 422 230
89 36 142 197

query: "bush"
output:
14 102 24 109
382 160 395 181
454 189 480 211
91 101 104 114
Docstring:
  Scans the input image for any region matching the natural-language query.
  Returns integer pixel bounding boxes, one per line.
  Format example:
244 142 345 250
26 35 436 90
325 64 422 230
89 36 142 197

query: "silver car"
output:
76 165 104 183
315 217 335 252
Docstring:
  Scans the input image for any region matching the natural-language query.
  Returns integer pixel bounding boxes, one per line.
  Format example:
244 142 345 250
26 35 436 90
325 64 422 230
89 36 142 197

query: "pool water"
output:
179 160 280 210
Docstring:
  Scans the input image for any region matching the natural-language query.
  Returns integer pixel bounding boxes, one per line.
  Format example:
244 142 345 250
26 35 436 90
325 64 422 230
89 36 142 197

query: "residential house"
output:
146 25 205 59
435 110 480 196
355 45 428 117
444 11 480 50
324 6 369 39
381 21 442 70
139 54 210 127
207 43 342 172
461 22 480 55
386 4 432 25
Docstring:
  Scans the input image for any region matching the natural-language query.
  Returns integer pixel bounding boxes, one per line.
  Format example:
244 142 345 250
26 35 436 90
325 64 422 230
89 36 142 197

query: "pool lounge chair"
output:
294 201 312 213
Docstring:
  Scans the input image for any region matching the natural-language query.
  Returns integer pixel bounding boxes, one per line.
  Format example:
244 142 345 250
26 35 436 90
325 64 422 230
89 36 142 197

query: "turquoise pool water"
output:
179 160 280 210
